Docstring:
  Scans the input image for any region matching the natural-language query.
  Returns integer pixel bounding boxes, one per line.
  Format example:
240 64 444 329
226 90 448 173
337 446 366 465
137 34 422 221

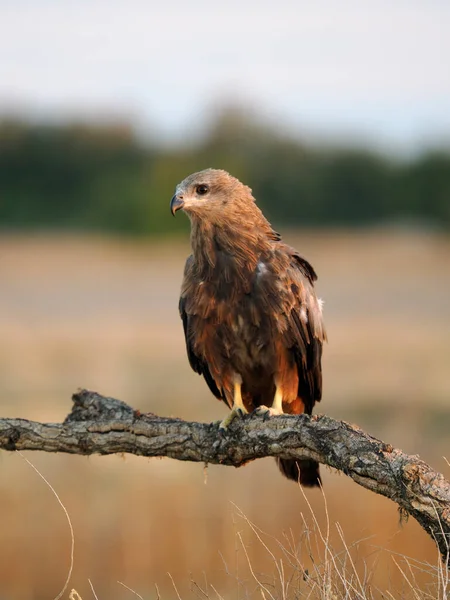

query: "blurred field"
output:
0 230 449 599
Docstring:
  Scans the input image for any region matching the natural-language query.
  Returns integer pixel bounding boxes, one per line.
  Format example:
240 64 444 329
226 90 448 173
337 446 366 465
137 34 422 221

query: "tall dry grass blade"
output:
237 531 276 600
190 573 210 599
209 583 225 600
168 572 183 600
392 556 422 600
372 547 437 576
297 481 348 596
217 551 230 576
415 492 450 597
335 521 365 598
17 451 74 600
118 580 145 599
232 503 286 599
404 555 424 599
88 579 100 600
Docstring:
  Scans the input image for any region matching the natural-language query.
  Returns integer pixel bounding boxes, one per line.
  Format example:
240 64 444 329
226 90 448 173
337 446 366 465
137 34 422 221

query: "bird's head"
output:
170 169 253 219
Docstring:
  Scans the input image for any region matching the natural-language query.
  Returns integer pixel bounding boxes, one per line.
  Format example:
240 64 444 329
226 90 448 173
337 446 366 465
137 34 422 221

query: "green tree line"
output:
1 110 449 234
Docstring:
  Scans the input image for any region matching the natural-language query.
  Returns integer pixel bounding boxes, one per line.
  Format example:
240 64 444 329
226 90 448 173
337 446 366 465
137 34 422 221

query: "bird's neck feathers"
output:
189 202 280 279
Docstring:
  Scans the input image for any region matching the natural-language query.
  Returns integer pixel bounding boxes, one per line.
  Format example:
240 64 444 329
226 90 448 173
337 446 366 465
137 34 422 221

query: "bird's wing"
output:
285 250 326 414
179 256 224 402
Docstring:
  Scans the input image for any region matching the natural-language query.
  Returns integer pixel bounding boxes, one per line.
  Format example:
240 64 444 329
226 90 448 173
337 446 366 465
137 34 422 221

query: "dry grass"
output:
0 230 449 598
27 455 450 599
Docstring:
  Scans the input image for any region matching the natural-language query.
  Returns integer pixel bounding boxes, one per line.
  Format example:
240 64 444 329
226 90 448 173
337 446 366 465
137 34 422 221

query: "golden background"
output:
1 231 448 598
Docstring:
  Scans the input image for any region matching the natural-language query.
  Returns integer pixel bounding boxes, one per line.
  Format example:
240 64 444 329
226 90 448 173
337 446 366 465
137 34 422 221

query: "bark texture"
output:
1 389 449 566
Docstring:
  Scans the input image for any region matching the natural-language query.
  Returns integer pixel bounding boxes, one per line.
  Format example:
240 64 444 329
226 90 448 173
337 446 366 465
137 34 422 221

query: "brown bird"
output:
171 169 326 487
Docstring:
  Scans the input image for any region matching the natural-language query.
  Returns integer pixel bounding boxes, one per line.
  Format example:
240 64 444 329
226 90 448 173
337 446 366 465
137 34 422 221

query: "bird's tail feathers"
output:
276 458 321 487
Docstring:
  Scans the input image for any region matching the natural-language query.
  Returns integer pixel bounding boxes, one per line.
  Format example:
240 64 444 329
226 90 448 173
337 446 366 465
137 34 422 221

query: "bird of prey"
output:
171 169 326 487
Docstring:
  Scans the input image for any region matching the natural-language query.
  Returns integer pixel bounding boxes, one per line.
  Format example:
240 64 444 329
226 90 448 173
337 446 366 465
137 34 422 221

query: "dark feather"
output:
277 458 321 486
179 294 224 402
289 256 324 413
292 252 318 283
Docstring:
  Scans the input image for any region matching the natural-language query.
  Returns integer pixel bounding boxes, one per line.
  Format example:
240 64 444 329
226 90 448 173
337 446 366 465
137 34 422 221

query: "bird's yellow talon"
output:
219 405 248 430
254 405 283 418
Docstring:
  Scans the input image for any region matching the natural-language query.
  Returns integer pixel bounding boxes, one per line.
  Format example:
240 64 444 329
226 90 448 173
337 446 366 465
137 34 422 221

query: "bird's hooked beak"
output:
170 194 184 216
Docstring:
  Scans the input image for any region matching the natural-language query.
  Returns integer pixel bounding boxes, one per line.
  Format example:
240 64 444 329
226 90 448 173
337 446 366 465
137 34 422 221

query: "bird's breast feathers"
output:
183 254 323 367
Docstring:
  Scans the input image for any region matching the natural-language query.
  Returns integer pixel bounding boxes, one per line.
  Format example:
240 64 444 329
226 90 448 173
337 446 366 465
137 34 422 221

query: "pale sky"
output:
1 0 449 153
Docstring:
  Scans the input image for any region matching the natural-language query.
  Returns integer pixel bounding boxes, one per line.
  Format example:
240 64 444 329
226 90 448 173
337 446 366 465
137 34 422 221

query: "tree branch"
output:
1 389 449 567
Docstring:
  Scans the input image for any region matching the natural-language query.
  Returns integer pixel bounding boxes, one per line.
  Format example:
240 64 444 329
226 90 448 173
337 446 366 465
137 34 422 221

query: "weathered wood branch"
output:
1 389 449 566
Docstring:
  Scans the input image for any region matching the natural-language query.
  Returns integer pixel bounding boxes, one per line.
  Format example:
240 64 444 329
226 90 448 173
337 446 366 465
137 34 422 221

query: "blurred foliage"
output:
0 109 449 234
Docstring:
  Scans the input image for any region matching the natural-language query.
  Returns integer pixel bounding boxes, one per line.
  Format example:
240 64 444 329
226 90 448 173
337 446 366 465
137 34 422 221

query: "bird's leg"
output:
254 386 284 418
219 378 248 430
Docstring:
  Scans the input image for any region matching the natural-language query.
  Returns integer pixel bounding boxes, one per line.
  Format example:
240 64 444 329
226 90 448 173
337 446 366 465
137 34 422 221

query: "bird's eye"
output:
196 184 209 196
